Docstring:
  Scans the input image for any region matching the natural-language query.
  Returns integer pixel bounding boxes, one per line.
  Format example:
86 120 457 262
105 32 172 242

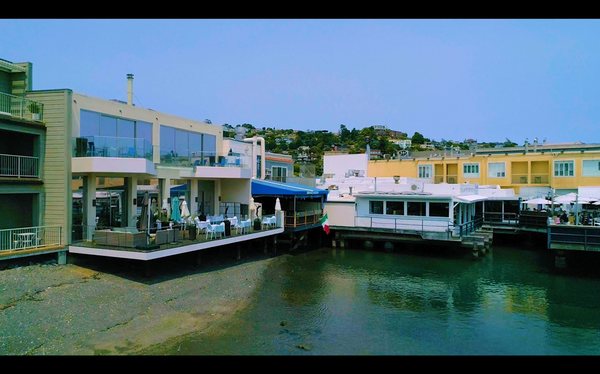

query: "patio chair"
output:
205 223 216 240
214 222 225 239
229 216 239 234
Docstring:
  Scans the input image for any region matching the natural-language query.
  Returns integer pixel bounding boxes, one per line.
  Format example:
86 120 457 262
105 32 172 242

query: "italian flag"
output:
320 213 330 235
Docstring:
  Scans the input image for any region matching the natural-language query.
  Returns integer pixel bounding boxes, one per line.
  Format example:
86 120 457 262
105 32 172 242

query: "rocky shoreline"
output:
0 253 280 355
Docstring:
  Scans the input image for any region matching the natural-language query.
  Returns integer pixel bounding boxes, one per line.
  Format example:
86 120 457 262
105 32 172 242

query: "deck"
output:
69 226 284 260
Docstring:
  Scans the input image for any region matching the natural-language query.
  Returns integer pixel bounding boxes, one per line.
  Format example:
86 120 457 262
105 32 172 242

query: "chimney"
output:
127 73 134 106
349 186 353 195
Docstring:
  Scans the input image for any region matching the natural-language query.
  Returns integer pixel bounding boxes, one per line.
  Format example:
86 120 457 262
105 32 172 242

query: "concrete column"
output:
190 179 199 216
161 178 171 204
126 176 138 228
57 250 67 265
84 174 96 240
214 179 221 216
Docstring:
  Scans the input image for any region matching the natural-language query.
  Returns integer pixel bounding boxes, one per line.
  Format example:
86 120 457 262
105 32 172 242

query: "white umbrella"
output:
555 193 596 204
275 197 281 211
523 197 551 205
180 197 190 218
249 197 256 219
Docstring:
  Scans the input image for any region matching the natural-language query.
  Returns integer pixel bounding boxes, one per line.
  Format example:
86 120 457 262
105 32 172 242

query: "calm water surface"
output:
170 244 600 355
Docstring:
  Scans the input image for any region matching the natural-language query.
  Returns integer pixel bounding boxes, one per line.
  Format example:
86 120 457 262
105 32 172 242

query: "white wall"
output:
324 153 368 178
324 202 355 227
220 178 251 204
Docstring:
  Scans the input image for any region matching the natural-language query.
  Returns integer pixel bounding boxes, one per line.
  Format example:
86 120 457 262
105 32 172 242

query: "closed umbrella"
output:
162 198 170 220
275 197 282 211
171 196 181 223
180 197 190 219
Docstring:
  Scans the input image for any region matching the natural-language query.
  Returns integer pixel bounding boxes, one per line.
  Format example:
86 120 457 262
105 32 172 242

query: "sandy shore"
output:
0 252 279 355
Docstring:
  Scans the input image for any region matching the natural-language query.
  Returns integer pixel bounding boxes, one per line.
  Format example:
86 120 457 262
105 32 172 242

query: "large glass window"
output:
407 201 426 216
99 115 117 137
272 166 287 182
160 126 176 158
418 165 432 179
136 121 153 145
203 134 216 155
582 160 600 177
80 110 100 137
488 162 505 178
385 201 404 215
429 202 449 217
175 128 189 158
189 133 202 157
116 118 135 138
554 161 574 177
369 201 384 214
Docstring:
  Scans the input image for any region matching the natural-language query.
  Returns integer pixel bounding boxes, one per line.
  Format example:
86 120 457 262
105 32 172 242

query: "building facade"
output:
368 144 600 196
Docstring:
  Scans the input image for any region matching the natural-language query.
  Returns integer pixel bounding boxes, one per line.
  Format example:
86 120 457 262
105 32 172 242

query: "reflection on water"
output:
168 245 600 355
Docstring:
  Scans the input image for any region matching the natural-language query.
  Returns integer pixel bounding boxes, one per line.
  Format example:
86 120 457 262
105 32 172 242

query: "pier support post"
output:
383 241 393 252
196 253 202 266
340 239 346 249
332 240 337 248
57 251 67 265
554 250 567 269
237 245 241 261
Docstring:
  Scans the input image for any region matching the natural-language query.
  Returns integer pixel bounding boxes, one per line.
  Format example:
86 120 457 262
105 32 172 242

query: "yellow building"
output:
369 143 600 194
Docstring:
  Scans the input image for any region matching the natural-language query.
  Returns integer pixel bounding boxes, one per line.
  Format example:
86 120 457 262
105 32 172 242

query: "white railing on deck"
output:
0 154 39 178
354 216 452 234
0 92 44 122
0 225 62 251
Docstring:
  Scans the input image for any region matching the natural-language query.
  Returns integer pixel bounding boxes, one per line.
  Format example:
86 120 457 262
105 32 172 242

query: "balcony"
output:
0 225 62 252
72 136 156 176
531 173 549 184
160 152 252 179
512 174 528 184
0 92 44 122
0 153 39 178
73 136 152 160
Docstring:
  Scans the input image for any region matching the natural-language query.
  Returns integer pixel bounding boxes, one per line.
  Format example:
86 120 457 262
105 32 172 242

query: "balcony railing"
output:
0 92 44 122
73 136 153 160
285 209 323 227
0 153 39 178
160 151 251 168
433 175 458 184
512 174 528 184
531 173 549 184
0 225 62 251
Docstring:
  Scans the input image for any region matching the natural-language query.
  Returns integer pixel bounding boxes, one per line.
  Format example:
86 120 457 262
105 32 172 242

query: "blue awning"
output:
252 179 328 198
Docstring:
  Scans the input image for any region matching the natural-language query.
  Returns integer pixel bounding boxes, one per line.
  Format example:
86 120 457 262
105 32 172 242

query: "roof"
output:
252 179 328 197
454 195 488 203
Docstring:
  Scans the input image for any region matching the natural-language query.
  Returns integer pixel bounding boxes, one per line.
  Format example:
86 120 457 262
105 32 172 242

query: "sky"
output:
1 19 600 144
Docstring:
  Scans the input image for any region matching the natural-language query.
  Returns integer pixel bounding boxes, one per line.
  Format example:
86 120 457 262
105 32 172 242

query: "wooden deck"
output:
0 245 66 261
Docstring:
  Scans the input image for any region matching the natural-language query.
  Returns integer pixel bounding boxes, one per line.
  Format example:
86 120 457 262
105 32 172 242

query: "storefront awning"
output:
252 179 329 197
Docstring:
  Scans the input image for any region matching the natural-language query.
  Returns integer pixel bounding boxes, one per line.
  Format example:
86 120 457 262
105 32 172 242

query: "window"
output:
80 110 100 137
488 162 505 178
418 164 432 179
554 161 574 177
369 201 384 214
272 166 287 182
407 201 426 216
429 202 449 217
582 160 600 177
463 163 480 177
80 110 153 145
386 201 404 215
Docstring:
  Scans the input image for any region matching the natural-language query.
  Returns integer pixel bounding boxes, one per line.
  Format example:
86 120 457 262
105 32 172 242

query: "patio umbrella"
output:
523 197 551 205
249 197 256 220
162 198 170 219
555 193 596 204
180 196 190 219
275 197 282 211
171 196 181 223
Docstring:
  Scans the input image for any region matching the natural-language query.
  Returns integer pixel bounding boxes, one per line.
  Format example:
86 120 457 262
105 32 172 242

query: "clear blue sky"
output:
2 19 600 144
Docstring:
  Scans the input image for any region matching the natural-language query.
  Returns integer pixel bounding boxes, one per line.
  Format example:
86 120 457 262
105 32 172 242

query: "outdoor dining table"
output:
14 232 37 249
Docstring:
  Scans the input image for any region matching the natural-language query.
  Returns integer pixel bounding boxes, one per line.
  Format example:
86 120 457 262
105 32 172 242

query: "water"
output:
167 244 600 355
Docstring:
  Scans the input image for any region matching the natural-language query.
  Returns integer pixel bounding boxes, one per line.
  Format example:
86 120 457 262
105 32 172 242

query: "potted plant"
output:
28 101 41 121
